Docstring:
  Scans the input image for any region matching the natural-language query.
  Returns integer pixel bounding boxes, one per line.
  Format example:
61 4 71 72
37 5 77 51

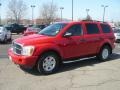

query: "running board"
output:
63 56 96 64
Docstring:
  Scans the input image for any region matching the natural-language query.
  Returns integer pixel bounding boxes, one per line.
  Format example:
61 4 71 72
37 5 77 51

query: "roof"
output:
53 20 108 25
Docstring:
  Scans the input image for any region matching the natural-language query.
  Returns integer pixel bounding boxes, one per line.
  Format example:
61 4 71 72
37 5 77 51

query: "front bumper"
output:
8 49 38 68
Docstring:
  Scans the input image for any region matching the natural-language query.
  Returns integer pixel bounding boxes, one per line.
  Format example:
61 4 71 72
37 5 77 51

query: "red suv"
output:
8 20 115 74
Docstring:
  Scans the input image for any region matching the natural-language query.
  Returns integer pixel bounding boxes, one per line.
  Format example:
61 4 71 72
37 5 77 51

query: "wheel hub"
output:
43 56 56 72
102 48 109 60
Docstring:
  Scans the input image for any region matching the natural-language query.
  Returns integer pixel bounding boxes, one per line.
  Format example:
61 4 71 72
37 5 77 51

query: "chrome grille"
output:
12 42 22 55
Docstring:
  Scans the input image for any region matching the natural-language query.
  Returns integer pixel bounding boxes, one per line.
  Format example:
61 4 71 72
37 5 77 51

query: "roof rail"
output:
81 20 107 23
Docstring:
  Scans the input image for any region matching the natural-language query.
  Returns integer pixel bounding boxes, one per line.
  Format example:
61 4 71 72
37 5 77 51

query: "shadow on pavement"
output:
20 53 120 76
0 41 12 45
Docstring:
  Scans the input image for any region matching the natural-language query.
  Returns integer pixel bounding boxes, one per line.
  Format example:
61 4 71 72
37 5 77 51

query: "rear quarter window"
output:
101 24 111 33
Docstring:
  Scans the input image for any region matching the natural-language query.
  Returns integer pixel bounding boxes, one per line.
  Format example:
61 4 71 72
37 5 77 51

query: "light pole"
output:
86 9 90 16
101 5 108 22
72 0 73 21
0 3 1 25
31 5 35 24
60 7 64 21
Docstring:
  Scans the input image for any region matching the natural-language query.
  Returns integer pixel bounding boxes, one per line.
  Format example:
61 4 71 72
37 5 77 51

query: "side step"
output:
63 56 96 64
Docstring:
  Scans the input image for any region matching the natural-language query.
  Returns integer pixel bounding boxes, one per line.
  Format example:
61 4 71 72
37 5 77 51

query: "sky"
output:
0 0 120 22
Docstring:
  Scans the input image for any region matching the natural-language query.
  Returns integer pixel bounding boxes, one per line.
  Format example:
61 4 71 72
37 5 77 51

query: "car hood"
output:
15 34 54 46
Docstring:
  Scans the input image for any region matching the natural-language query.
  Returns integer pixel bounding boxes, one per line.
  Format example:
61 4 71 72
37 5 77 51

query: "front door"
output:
59 24 86 59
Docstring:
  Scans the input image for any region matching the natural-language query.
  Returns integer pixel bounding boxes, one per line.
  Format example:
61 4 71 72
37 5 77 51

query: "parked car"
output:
23 25 47 36
8 20 115 74
0 26 12 43
113 29 120 42
5 23 26 34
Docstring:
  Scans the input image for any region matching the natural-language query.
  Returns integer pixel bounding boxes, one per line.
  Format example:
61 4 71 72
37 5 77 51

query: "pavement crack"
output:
67 72 74 90
72 79 120 88
74 68 118 74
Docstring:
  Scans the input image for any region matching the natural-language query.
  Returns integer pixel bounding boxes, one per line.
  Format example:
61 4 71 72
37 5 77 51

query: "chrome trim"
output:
12 42 23 55
63 56 96 64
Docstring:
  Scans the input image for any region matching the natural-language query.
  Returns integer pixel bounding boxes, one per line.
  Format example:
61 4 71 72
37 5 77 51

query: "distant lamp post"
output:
60 7 64 21
31 5 36 24
86 9 90 16
0 3 2 25
72 0 73 21
101 5 108 22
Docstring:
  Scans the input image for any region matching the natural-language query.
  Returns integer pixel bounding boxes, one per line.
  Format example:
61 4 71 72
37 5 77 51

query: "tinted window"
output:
65 24 82 36
101 24 111 33
86 23 99 34
5 27 11 30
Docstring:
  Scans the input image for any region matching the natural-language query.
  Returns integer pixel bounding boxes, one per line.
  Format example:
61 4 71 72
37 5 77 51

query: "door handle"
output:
80 39 86 42
99 37 103 40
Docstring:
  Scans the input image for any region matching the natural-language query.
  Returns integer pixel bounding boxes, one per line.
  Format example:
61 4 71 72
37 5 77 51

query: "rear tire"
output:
97 46 111 61
37 52 60 75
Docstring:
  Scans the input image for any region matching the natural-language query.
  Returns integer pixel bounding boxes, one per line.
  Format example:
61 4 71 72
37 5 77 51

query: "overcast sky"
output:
0 0 120 22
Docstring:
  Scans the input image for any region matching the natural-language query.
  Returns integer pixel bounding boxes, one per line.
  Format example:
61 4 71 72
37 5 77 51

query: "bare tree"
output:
7 0 27 24
40 2 58 24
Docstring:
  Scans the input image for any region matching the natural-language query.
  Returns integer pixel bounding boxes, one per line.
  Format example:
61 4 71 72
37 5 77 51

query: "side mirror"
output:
64 32 72 37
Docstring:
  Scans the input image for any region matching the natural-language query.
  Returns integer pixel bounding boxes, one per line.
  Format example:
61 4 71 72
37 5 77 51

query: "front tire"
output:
37 52 60 75
97 46 111 61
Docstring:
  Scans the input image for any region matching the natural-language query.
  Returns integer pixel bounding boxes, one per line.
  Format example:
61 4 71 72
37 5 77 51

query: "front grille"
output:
12 42 22 55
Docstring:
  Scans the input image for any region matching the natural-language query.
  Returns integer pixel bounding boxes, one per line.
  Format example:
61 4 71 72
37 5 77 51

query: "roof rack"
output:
81 20 107 23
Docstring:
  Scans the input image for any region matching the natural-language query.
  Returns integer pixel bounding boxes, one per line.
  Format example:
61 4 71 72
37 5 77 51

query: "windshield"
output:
5 26 11 30
32 25 39 28
39 23 67 36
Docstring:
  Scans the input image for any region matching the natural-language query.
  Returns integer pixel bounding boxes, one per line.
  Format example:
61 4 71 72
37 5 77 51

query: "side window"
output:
65 24 82 36
101 24 111 33
86 23 99 34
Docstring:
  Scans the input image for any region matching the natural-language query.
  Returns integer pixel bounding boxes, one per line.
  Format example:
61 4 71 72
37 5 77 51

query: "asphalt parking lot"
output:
1 35 120 90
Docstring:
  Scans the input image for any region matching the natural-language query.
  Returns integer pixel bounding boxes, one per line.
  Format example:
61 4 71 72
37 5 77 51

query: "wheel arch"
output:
99 43 112 54
34 49 63 67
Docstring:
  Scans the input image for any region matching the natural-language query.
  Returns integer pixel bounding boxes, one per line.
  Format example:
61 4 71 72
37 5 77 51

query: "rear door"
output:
83 22 103 55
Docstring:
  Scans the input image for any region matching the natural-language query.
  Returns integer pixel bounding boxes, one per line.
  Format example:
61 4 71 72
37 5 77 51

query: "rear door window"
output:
85 23 100 34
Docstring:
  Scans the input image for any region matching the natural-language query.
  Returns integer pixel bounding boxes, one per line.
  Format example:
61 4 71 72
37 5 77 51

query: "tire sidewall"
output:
99 46 110 61
37 52 60 74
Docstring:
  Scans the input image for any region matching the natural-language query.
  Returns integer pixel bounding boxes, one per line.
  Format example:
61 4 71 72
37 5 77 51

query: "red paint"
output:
8 21 115 68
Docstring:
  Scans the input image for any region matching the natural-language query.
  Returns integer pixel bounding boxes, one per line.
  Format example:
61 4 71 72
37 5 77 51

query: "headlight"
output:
22 46 35 56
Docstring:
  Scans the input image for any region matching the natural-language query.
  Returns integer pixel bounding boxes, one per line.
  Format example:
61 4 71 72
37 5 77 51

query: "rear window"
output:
86 23 99 34
101 24 111 33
